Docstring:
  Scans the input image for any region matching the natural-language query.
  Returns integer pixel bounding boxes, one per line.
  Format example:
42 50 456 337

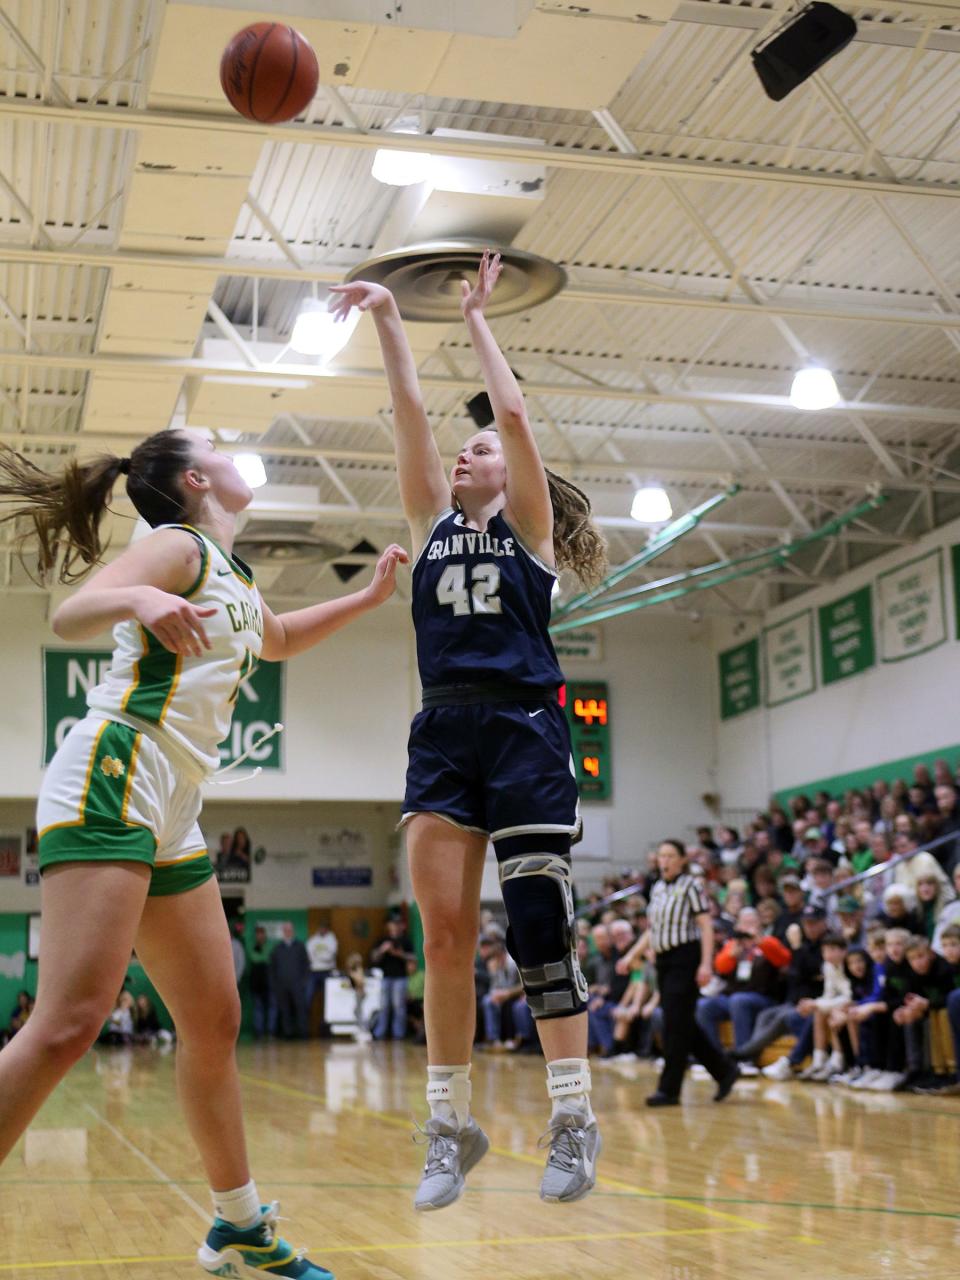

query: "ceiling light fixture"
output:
631 486 673 524
233 453 268 489
372 116 433 187
790 365 840 411
290 297 361 360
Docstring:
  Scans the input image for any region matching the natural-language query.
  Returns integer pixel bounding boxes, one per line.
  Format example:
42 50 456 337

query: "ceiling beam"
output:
3 347 957 423
2 99 960 201
2 242 959 335
4 429 957 494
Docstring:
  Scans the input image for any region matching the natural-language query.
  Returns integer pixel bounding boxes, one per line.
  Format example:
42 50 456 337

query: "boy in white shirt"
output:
799 933 852 1080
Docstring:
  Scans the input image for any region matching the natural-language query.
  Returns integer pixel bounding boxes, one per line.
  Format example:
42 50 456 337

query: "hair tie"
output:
118 457 131 475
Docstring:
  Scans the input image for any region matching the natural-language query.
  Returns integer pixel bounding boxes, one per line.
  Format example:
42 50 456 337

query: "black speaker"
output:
465 390 495 428
751 3 857 102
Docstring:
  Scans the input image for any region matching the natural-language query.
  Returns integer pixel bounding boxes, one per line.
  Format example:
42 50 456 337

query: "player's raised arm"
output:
328 282 450 552
460 251 553 557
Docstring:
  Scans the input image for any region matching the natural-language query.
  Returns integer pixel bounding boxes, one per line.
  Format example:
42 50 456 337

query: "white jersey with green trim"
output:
87 525 265 777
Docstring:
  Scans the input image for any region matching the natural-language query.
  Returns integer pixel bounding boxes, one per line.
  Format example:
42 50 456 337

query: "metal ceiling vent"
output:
344 240 566 322
234 521 346 565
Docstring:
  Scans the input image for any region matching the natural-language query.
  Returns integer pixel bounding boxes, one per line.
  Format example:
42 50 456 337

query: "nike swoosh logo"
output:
583 1153 594 1178
217 568 233 576
528 709 545 718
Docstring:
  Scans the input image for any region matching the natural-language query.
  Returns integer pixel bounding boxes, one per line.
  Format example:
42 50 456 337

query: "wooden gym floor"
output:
1 1041 958 1280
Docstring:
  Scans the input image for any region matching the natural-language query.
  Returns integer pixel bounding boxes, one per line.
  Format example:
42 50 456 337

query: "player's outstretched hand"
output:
364 544 409 606
328 281 394 321
460 248 502 318
134 587 216 657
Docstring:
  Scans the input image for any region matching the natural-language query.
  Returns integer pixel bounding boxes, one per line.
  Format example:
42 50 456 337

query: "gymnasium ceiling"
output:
3 0 960 621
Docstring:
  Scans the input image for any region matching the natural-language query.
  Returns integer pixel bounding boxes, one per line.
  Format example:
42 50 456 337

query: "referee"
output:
622 839 738 1107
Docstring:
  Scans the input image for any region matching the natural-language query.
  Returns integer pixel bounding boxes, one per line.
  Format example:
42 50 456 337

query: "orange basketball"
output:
220 23 319 124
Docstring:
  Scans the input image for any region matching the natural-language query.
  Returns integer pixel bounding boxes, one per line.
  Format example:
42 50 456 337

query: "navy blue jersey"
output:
412 508 564 691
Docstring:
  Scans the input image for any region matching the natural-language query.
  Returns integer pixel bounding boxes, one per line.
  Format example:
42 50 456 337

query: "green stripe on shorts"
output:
123 627 181 725
39 721 157 870
149 854 215 897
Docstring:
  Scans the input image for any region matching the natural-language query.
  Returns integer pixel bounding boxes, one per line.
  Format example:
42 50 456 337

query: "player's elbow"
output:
496 406 528 434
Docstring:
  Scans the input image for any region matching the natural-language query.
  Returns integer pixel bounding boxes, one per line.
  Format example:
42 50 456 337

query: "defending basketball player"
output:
330 251 609 1210
0 430 407 1280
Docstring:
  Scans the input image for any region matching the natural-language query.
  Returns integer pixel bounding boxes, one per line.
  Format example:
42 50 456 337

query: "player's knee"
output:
177 990 241 1053
33 1001 108 1066
421 909 477 970
496 835 587 1020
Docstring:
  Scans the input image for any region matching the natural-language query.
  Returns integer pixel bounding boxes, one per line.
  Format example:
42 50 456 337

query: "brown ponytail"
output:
545 469 608 589
0 429 194 583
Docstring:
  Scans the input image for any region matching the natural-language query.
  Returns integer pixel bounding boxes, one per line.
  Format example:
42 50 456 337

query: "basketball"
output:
219 23 319 124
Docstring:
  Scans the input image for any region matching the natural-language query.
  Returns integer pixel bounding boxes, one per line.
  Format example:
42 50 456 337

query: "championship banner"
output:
819 585 875 686
763 610 816 707
43 648 284 771
718 638 760 720
877 549 946 663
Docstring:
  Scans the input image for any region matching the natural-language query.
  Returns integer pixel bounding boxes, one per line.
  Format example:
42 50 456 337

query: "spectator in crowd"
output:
101 991 135 1046
773 876 807 941
371 915 414 1041
603 956 661 1063
934 785 960 873
761 905 829 1079
836 897 867 948
797 933 851 1080
805 859 840 920
937 924 960 1087
802 826 836 869
344 952 371 1043
133 994 162 1044
248 925 273 1041
895 936 956 1087
876 884 922 935
874 795 899 841
696 908 791 1063
306 920 339 1038
269 922 311 1040
933 866 960 952
480 937 523 1049
1 992 33 1047
587 921 635 1057
847 927 913 1091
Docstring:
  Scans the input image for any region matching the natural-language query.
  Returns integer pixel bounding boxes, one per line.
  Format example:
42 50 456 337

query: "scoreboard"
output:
561 680 611 800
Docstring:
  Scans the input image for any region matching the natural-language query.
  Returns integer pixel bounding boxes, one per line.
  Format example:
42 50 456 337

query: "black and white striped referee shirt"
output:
648 873 712 953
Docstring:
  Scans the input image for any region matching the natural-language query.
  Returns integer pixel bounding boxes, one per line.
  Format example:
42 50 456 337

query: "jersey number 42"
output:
436 563 502 616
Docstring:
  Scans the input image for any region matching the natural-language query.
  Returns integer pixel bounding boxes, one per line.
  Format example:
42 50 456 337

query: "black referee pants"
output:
656 942 730 1099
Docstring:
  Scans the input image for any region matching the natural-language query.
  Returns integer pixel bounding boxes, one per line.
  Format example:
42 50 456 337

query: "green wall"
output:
775 740 960 809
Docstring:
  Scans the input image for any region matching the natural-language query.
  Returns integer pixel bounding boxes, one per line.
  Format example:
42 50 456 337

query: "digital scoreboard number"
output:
560 681 611 801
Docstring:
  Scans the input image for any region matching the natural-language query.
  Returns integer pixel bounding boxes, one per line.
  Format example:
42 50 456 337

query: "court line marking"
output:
238 1072 766 1230
82 1104 210 1223
0 1224 757 1273
2 1176 956 1223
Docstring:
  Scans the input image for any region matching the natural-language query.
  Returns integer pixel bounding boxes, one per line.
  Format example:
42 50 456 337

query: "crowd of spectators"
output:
526 760 960 1095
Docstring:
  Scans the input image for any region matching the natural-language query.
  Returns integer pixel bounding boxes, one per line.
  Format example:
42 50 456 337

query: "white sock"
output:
547 1058 595 1123
212 1179 261 1228
427 1064 471 1129
812 1049 827 1069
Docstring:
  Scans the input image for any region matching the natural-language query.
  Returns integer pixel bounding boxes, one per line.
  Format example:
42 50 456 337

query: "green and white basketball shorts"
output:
37 716 214 897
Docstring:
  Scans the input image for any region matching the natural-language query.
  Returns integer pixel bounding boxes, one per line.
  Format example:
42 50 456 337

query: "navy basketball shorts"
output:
401 700 581 841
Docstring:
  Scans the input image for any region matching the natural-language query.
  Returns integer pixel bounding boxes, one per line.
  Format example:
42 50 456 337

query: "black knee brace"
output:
495 833 588 1020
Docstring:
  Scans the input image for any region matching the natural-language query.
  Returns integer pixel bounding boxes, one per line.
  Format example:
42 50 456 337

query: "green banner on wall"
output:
764 610 816 707
43 648 284 770
719 638 760 720
819 585 875 686
876 548 946 662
